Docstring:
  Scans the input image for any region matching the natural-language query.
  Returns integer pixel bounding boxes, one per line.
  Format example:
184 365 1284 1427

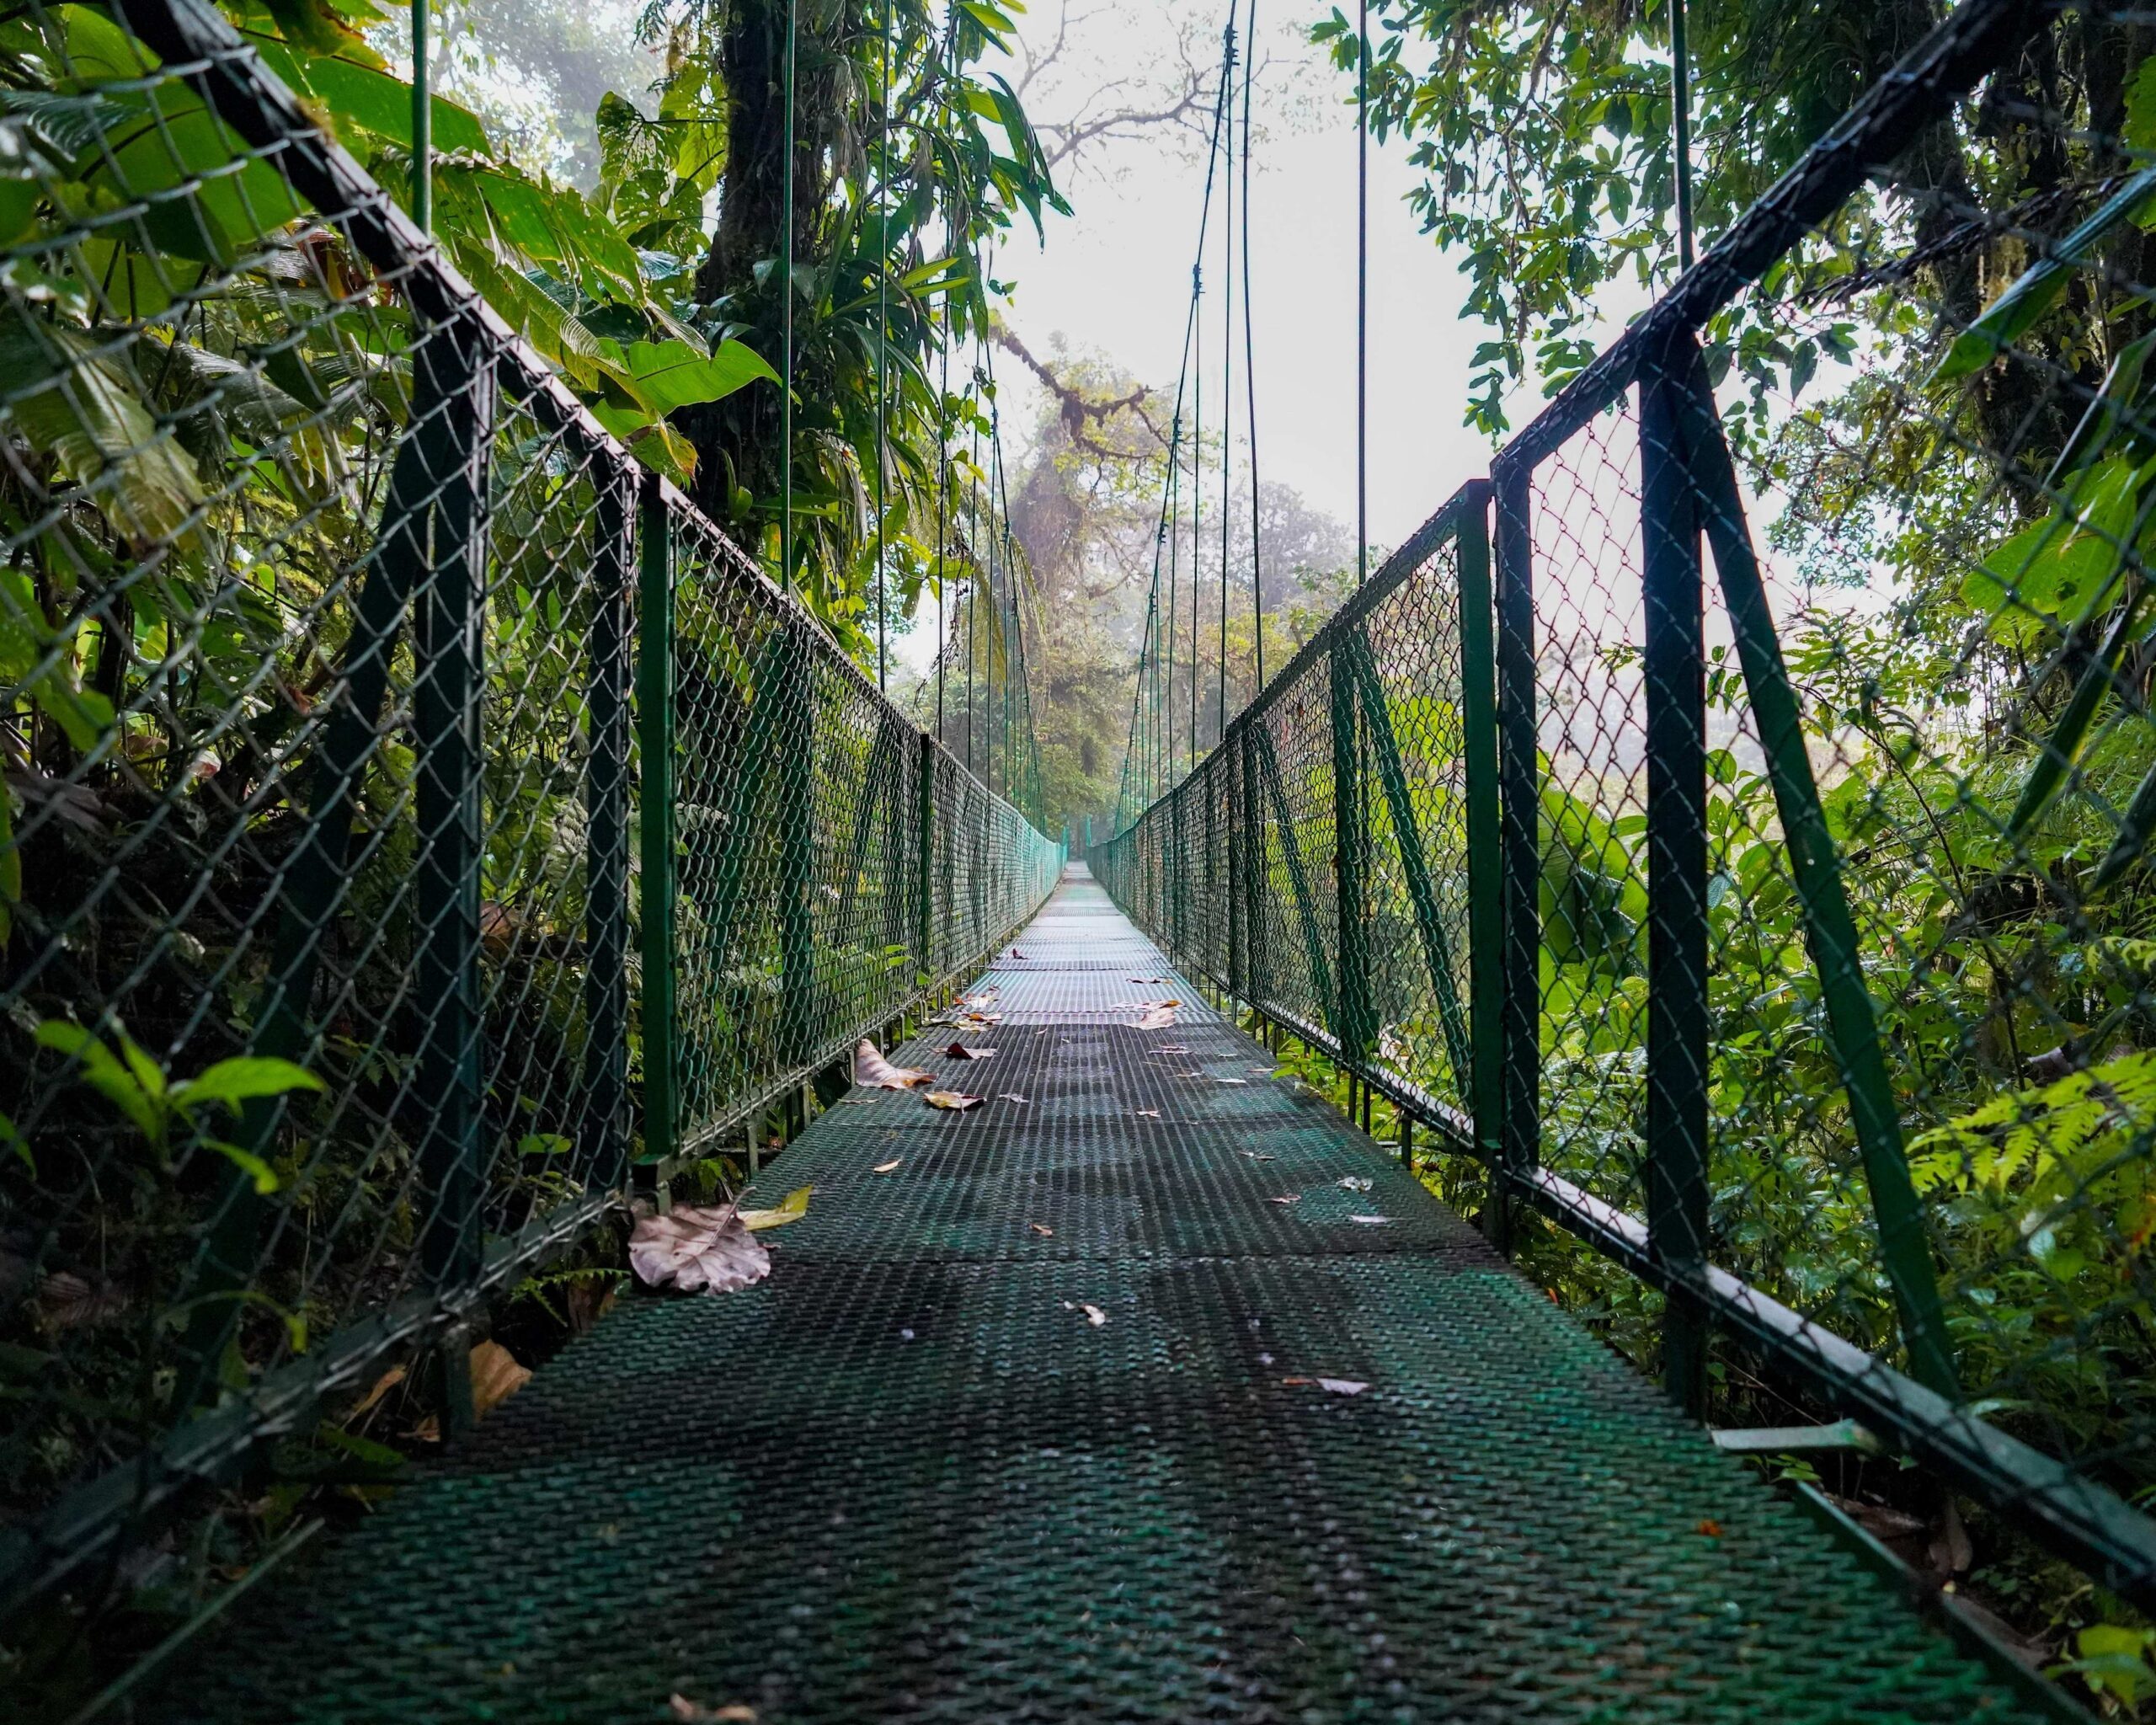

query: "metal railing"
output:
1096 0 2156 1620
0 0 1059 1618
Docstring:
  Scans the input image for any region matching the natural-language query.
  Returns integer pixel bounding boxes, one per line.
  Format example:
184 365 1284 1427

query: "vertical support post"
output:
1456 483 1504 1177
582 467 633 1193
1331 637 1373 1066
775 622 816 1071
1242 723 1266 1012
414 324 494 1291
1641 360 1710 1418
637 474 678 1170
1227 731 1245 1000
1492 458 1540 1254
917 731 937 981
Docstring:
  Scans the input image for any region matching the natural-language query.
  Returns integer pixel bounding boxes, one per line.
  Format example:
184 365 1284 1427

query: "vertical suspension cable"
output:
967 347 981 775
876 0 891 684
1354 0 1367 590
410 0 430 232
1242 0 1262 693
1218 13 1235 744
1671 0 1694 270
1189 242 1202 773
936 328 949 743
780 0 799 593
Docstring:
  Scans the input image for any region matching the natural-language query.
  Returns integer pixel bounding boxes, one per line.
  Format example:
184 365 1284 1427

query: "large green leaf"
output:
626 339 779 414
304 56 489 155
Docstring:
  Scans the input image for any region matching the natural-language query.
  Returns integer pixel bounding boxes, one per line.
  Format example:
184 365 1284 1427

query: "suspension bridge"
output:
4 0 2156 1717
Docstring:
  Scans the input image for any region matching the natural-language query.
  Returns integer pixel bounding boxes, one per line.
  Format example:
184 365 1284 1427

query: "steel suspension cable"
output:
875 0 891 685
1355 0 1367 590
781 0 798 592
1218 13 1235 746
1107 12 1238 829
1241 0 1262 692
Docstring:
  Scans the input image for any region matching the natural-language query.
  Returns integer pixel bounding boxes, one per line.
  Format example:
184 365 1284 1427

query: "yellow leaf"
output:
739 1185 813 1231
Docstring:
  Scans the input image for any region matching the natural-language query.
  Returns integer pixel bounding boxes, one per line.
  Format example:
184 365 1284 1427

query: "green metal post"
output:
637 476 678 1168
916 731 936 980
1243 724 1267 1012
1641 358 1710 1419
1226 732 1245 1000
1492 458 1540 1255
414 332 494 1290
583 468 633 1192
776 622 816 1069
1456 482 1504 1172
1668 340 1960 1399
1331 637 1374 1068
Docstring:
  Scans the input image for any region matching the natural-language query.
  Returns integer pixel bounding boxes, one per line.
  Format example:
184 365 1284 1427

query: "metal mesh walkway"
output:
157 869 2042 1722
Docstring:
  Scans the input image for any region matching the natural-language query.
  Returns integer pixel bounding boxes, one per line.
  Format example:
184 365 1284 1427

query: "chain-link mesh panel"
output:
0 0 1060 1626
1094 0 2156 1621
1662 0 2156 1495
1099 506 1481 1123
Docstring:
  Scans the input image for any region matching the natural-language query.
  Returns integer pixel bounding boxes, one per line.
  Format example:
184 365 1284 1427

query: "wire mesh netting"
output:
0 0 1060 1627
1096 0 2156 1621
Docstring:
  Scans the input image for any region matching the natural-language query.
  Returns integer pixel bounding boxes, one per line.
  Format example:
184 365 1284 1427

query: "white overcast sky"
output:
992 0 1524 545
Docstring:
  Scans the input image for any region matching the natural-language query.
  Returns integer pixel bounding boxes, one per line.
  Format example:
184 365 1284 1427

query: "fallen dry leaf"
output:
1337 1176 1373 1192
1150 1045 1191 1055
670 1698 757 1723
1215 1077 1249 1086
1695 1519 1724 1539
873 1159 902 1174
347 1365 407 1422
1347 1215 1395 1226
1134 1108 1161 1119
1242 1151 1276 1162
1282 1376 1369 1396
1133 1005 1178 1029
944 1042 996 1060
926 1090 984 1112
739 1186 813 1230
469 1340 531 1418
1030 1222 1054 1236
997 1092 1031 1104
1270 1195 1299 1205
1064 1300 1107 1327
854 1039 932 1090
630 1202 771 1295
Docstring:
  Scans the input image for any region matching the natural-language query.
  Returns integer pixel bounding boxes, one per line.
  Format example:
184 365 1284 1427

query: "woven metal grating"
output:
153 873 2045 1722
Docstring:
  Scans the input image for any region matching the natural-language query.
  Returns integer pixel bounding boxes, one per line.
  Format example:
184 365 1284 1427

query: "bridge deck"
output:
165 870 2041 1722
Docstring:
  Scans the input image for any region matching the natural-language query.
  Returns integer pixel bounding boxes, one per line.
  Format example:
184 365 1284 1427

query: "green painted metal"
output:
638 476 679 1168
1664 343 1959 1402
414 336 494 1289
776 622 819 1070
1639 360 1710 1418
584 473 634 1192
1455 483 1503 1171
1342 625 1473 1096
1331 637 1374 1063
917 730 937 975
153 879 2054 1722
1491 462 1539 1255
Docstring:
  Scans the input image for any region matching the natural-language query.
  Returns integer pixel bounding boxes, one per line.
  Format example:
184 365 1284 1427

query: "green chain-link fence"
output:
1098 0 2156 1620
0 0 1059 1622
